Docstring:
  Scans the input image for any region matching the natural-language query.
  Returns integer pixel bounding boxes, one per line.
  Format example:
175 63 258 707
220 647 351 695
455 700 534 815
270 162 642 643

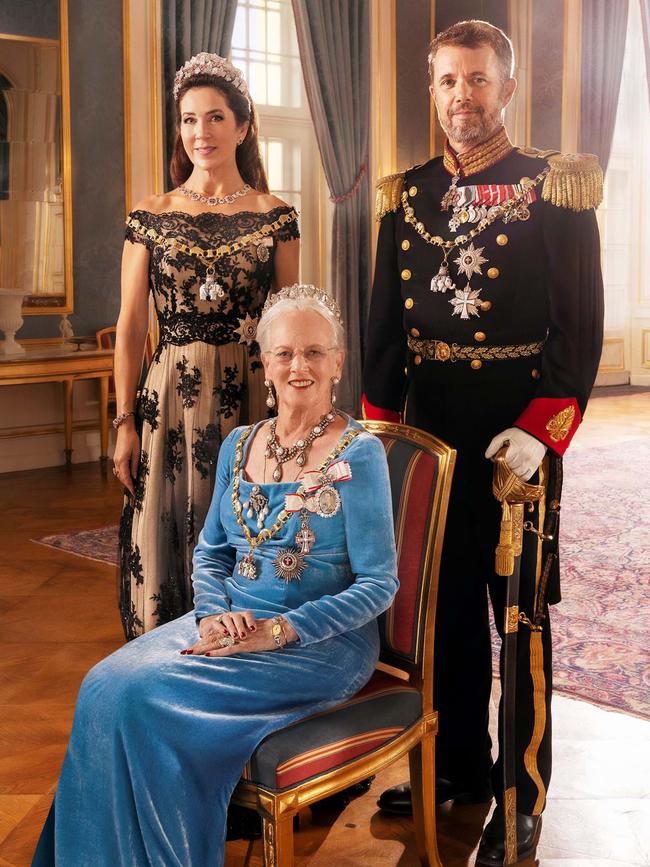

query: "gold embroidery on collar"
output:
443 127 514 177
546 406 575 442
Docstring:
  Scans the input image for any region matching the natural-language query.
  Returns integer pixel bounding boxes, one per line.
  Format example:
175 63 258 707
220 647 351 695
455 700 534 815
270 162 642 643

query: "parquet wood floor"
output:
1 392 648 866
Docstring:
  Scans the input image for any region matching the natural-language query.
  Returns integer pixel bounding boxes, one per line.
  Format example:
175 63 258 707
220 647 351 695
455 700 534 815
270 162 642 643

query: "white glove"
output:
485 428 547 481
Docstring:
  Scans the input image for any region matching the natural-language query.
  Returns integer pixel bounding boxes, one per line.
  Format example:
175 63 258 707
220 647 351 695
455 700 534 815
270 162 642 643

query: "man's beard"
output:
439 102 503 146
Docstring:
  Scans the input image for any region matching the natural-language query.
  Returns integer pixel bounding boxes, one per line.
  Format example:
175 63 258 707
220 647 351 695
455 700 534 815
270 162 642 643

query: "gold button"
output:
404 367 408 374
520 176 531 186
414 354 422 365
401 239 410 251
470 359 482 370
531 368 541 380
474 331 486 342
404 297 414 309
487 267 499 279
409 185 417 196
410 327 420 337
401 269 412 280
496 234 508 246
480 300 492 311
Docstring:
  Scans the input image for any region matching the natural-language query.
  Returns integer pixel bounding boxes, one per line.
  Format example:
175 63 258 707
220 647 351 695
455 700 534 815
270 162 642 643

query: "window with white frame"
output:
231 0 322 281
599 0 650 372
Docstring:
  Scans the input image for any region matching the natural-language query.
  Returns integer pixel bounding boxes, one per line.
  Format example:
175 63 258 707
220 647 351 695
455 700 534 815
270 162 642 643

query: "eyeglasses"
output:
267 346 338 365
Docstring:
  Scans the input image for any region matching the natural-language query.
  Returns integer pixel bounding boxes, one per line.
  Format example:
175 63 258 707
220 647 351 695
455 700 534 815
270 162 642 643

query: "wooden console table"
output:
0 345 114 465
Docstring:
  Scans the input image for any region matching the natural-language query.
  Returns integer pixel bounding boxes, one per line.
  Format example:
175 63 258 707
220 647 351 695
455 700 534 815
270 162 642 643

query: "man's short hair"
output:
428 19 514 82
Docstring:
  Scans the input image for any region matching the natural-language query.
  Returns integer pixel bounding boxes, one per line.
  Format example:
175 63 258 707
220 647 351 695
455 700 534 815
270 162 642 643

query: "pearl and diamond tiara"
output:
173 52 251 104
261 284 343 326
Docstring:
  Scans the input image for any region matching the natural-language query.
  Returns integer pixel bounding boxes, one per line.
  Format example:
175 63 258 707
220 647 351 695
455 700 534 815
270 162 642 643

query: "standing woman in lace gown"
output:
114 54 299 639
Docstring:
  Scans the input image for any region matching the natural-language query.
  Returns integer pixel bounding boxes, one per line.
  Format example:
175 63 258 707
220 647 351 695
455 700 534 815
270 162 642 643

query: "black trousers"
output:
407 360 555 815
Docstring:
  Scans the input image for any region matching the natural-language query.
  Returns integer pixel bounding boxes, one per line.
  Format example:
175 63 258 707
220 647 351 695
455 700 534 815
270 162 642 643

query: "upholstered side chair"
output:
231 420 456 867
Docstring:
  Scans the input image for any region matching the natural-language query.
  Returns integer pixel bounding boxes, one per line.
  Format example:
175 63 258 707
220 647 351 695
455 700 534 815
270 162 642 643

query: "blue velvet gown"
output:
32 417 398 867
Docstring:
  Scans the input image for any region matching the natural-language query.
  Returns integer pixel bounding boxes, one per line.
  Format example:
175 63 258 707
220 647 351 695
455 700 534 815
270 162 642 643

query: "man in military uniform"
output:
363 19 604 864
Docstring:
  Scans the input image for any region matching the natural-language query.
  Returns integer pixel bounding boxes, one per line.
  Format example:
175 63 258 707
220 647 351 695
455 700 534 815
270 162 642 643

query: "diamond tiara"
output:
173 52 251 105
261 284 344 326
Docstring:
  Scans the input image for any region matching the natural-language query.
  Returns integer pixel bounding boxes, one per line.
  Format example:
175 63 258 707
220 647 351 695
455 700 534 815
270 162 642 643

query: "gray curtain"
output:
579 0 629 173
642 0 650 111
162 0 238 188
291 0 370 413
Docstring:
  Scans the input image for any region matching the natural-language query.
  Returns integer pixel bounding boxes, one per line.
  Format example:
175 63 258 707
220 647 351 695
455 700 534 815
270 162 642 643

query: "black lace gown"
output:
118 206 299 639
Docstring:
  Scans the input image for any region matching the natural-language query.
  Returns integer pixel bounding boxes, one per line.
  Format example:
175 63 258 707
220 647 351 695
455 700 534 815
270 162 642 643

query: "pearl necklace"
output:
177 183 252 206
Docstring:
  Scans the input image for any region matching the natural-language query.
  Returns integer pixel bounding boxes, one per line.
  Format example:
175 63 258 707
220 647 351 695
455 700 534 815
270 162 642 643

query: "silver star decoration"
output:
449 285 482 320
454 243 488 279
234 313 258 345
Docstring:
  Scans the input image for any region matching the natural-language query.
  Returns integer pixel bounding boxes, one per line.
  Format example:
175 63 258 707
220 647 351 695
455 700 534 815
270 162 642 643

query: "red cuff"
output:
515 397 581 455
361 394 402 423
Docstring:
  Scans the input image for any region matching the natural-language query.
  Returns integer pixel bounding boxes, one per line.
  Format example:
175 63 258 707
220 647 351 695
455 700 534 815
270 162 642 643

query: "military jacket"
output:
363 129 605 455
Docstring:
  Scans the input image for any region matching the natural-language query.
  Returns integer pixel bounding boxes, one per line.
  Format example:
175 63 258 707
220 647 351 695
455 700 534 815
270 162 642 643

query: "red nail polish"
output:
205 651 211 657
240 632 246 639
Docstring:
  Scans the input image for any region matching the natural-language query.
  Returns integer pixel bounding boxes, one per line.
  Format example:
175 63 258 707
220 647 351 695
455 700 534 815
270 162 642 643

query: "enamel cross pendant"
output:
295 512 316 555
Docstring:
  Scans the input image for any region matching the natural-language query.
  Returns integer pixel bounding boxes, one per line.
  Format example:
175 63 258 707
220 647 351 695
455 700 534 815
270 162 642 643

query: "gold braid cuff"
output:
541 153 603 211
375 172 405 221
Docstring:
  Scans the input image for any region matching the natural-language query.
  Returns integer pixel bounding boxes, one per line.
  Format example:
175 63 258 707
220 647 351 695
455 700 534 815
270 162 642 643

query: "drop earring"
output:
330 377 340 406
264 379 276 409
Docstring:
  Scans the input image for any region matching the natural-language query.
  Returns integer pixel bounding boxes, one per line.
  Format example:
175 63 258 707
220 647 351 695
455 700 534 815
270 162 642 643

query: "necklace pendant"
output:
296 452 306 467
430 262 456 294
273 547 306 583
200 267 225 301
238 551 258 580
272 464 283 482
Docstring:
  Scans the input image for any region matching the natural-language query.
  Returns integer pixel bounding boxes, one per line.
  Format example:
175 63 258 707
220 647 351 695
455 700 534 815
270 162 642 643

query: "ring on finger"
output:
218 636 236 648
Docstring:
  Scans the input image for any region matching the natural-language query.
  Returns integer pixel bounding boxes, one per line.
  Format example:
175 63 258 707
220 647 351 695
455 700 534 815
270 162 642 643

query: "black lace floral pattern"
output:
164 422 185 484
133 451 150 512
214 365 243 419
139 387 160 431
192 423 220 480
176 356 201 408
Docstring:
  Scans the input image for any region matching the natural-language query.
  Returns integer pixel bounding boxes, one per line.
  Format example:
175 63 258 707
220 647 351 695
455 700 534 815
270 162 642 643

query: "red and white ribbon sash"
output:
285 460 352 513
456 184 537 207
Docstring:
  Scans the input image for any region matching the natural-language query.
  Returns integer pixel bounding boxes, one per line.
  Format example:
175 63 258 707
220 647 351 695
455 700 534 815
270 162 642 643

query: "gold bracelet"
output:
271 615 288 650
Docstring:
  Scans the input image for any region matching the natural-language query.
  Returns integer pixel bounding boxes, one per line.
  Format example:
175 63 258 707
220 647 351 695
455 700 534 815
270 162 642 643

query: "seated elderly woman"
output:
32 283 399 867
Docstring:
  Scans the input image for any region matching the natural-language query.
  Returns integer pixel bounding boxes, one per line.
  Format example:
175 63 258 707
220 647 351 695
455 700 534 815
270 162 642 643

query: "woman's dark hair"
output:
170 73 269 193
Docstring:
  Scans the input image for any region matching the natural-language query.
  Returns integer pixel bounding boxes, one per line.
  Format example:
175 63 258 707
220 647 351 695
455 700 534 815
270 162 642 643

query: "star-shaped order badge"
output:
449 285 482 320
234 313 258 346
454 242 488 279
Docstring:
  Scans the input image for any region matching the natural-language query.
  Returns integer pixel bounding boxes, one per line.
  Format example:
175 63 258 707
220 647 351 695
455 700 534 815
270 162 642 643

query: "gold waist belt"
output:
407 336 546 363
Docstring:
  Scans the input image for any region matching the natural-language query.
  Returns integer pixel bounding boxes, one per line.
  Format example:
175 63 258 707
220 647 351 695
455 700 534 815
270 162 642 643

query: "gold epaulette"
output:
375 172 405 221
541 152 603 212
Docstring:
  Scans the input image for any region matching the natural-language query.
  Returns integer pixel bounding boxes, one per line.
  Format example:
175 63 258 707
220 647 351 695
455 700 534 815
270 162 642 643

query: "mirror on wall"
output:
0 7 73 316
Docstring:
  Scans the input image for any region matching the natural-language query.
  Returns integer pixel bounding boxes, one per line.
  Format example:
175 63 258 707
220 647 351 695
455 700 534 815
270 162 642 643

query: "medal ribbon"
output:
456 184 536 207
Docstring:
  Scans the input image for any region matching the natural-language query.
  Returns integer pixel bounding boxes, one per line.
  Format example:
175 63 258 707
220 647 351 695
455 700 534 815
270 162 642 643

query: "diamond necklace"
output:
265 410 337 482
177 182 252 206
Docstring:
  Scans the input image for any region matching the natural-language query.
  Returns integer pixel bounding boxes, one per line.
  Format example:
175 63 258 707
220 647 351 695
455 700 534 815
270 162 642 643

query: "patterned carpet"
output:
33 437 650 719
34 524 119 566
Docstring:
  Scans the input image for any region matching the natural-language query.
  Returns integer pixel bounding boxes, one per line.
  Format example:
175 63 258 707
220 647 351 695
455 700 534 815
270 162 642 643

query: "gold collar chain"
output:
401 166 549 253
231 424 360 550
125 210 297 266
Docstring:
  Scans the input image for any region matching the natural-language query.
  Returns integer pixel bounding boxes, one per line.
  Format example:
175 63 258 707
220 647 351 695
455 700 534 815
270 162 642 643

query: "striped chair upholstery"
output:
246 672 422 790
233 422 456 867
